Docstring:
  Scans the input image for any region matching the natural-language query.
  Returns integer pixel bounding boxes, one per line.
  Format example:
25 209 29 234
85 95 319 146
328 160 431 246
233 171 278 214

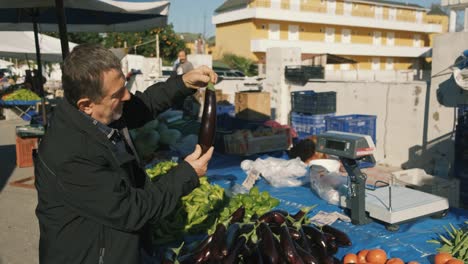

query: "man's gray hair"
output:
62 44 123 107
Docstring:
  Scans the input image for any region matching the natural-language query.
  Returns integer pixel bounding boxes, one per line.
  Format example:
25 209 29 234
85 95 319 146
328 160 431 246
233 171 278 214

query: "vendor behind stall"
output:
34 44 217 264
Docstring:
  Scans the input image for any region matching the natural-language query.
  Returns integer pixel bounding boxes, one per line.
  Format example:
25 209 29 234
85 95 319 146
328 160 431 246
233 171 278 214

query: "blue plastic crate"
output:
217 104 235 117
325 114 377 143
291 112 334 136
291 91 336 114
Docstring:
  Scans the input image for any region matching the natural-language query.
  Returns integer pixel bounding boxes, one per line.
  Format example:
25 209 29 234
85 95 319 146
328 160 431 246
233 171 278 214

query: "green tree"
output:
103 24 186 65
45 32 103 45
221 53 257 76
44 24 186 64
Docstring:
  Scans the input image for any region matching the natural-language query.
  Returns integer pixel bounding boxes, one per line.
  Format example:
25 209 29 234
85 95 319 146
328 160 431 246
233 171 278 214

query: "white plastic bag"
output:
309 159 347 205
241 157 308 187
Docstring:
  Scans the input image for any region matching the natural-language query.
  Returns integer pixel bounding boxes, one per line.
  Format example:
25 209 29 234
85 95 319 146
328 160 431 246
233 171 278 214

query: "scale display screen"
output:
325 139 346 151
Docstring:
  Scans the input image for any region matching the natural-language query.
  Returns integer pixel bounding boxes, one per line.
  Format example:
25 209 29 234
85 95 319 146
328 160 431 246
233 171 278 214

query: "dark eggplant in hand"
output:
279 224 304 264
321 225 352 247
257 222 280 264
198 82 217 154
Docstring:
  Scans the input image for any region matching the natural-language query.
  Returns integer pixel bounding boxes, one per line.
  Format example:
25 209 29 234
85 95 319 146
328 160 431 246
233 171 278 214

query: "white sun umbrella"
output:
0 31 77 62
0 0 170 125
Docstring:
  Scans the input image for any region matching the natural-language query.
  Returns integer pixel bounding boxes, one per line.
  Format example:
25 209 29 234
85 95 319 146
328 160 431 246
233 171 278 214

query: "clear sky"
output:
128 0 448 37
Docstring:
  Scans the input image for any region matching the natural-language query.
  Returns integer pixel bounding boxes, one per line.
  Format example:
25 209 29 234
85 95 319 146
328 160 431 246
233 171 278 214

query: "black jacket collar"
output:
54 99 119 152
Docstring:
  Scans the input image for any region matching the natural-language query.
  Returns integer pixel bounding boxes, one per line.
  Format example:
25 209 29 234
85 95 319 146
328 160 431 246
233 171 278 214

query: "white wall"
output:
289 81 428 168
212 79 262 102
187 54 212 69
426 32 468 176
264 47 302 124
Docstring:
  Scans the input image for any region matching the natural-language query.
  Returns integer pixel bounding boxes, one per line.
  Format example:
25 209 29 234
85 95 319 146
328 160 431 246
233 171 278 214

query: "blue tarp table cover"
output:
0 99 40 121
0 99 40 106
206 152 468 264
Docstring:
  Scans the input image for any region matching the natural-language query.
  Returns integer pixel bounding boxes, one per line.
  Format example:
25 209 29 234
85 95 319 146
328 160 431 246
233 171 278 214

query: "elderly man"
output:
34 44 217 264
173 50 194 76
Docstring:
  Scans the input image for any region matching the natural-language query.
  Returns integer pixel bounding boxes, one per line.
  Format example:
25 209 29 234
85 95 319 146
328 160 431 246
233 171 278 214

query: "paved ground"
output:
0 119 39 264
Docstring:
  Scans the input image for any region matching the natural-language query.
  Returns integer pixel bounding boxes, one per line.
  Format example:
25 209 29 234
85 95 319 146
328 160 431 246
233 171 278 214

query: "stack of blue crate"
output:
325 114 377 144
290 91 336 139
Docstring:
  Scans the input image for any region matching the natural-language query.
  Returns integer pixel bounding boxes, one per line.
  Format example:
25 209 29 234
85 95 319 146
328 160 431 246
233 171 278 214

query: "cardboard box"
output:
235 91 271 121
198 89 224 103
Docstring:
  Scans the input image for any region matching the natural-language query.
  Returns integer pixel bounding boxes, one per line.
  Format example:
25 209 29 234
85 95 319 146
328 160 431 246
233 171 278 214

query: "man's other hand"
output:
184 145 214 177
182 66 218 89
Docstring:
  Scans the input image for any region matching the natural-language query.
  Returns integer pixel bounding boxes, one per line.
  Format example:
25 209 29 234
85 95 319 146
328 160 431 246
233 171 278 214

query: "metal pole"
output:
156 34 161 77
156 34 160 59
55 0 70 60
32 14 47 127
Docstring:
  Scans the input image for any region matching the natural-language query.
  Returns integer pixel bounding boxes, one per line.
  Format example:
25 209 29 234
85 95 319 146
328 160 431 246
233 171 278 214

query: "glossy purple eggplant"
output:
257 222 280 264
279 225 304 264
198 83 217 154
321 225 352 247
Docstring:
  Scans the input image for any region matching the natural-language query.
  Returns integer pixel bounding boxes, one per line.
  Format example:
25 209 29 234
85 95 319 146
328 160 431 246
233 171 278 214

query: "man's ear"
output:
76 98 93 115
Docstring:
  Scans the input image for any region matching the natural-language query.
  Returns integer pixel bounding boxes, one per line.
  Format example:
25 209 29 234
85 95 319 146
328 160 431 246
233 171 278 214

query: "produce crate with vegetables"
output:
223 127 291 155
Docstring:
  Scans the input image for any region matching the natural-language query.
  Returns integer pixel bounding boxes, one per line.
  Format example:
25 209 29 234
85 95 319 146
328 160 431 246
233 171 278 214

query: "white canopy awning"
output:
0 0 170 32
0 31 78 62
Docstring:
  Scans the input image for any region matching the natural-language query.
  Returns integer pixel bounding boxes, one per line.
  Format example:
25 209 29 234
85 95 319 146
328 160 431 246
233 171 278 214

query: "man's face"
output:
90 69 130 125
178 51 187 63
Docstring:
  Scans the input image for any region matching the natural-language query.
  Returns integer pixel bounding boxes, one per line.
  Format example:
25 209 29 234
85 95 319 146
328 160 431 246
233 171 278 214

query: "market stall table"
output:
0 99 41 120
204 152 468 264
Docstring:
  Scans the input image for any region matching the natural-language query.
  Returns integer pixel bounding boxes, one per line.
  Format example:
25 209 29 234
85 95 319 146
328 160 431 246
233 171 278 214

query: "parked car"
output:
215 69 246 79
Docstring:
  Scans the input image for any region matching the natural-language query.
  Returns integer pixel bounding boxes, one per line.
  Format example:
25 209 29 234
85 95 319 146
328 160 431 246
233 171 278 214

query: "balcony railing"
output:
246 1 442 26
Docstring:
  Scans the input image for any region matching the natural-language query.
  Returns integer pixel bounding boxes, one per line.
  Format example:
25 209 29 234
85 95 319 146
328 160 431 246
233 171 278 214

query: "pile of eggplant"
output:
162 207 351 264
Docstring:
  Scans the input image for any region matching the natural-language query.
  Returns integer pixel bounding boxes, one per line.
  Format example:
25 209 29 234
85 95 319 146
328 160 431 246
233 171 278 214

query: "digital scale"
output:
316 131 449 230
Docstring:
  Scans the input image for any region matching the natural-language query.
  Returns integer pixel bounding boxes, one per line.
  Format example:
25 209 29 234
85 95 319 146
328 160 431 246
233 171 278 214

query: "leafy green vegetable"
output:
148 162 280 245
145 161 177 179
2 89 40 101
428 221 468 262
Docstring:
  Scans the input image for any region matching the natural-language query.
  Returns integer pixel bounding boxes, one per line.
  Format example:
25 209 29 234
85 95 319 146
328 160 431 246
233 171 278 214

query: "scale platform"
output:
339 185 449 225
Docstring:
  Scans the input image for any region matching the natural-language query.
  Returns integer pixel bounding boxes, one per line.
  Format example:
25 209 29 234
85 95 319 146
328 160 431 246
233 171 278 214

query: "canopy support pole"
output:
55 0 70 60
32 11 48 128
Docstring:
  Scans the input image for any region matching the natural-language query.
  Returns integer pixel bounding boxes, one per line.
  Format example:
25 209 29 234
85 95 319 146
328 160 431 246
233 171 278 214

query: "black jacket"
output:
35 76 199 264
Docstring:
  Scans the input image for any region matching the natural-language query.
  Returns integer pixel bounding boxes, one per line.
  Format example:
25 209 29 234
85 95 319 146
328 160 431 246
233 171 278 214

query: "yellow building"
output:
213 0 448 71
